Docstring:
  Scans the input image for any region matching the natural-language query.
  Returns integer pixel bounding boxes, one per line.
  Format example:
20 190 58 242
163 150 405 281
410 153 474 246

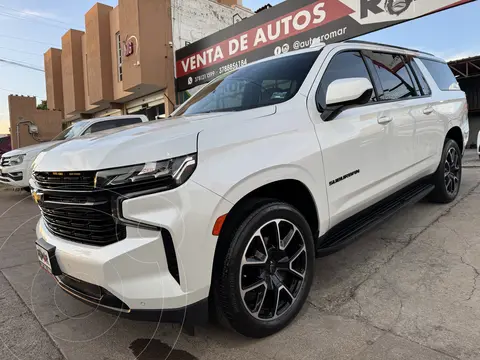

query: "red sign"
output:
176 0 477 92
176 0 353 78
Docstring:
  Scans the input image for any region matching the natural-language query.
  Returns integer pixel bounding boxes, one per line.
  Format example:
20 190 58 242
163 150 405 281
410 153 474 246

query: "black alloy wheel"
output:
213 200 314 338
240 219 307 320
444 147 461 196
429 139 462 203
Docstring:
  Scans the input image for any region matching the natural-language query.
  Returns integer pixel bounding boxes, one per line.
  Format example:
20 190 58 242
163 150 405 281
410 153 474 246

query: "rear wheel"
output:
429 139 462 203
213 200 314 338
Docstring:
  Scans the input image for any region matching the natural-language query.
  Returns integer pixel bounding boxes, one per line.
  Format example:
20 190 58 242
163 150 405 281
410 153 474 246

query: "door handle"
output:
423 107 434 115
378 116 393 125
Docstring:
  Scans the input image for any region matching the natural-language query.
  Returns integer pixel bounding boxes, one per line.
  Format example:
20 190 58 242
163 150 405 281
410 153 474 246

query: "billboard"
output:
175 0 475 92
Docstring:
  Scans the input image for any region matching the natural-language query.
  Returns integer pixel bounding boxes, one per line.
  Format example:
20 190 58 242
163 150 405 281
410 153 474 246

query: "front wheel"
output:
213 200 315 338
429 139 462 203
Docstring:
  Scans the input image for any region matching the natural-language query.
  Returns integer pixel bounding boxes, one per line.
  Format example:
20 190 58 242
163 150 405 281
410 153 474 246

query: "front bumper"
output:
0 163 30 188
36 180 232 314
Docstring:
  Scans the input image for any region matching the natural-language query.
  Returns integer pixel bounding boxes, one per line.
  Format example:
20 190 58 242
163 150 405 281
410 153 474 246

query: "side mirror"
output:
325 77 373 107
322 77 374 121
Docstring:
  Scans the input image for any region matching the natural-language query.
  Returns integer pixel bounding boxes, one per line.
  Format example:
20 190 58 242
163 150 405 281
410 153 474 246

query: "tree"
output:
36 100 48 110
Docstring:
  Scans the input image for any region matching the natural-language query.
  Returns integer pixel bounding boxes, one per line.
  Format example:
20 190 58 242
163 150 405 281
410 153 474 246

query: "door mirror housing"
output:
325 77 373 107
322 77 374 121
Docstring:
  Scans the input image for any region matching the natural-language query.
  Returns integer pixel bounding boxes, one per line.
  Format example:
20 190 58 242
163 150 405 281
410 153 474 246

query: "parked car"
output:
0 135 11 157
477 131 480 159
31 40 468 338
0 115 148 190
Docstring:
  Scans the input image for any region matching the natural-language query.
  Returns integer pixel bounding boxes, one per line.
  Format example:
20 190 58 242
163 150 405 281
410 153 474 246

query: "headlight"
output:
6 154 25 166
94 154 197 190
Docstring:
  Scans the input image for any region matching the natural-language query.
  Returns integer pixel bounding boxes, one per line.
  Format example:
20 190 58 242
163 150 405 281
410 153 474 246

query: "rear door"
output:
361 50 421 176
416 58 463 163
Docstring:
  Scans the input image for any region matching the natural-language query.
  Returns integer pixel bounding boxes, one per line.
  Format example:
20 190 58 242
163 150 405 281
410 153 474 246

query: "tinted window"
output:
421 59 459 91
84 118 142 134
52 120 90 140
175 51 320 116
403 56 421 95
115 118 143 126
317 51 375 109
364 51 417 101
406 56 431 96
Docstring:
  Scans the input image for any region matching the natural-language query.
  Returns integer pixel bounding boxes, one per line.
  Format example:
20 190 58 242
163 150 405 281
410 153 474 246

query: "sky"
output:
0 0 479 135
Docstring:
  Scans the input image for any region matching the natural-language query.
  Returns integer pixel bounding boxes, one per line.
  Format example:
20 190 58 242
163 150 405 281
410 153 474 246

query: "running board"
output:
316 182 434 257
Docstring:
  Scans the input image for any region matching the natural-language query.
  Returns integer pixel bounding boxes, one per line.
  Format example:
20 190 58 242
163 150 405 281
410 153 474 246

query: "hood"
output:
2 140 62 159
34 106 276 171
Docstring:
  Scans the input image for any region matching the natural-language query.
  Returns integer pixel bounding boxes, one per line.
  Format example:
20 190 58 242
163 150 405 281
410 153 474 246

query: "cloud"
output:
19 9 59 20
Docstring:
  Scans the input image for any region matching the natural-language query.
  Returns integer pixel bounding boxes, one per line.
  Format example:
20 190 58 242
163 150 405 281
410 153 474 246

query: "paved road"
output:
1 164 480 359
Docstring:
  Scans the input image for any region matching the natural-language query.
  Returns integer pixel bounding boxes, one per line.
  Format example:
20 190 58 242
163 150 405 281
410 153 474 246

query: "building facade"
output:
8 0 251 148
8 95 63 149
46 0 251 124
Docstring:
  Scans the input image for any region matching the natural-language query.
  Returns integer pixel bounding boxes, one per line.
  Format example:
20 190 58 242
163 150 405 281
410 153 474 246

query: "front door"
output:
307 49 417 227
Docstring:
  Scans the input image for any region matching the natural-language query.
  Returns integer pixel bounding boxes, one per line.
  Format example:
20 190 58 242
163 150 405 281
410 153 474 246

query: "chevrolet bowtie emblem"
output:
32 191 43 204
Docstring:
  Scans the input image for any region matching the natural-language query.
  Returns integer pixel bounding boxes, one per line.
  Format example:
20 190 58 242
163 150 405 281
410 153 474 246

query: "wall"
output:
43 0 253 119
171 0 252 51
44 48 64 113
61 30 86 115
119 0 171 94
86 3 114 105
82 34 97 112
8 96 63 149
110 6 131 101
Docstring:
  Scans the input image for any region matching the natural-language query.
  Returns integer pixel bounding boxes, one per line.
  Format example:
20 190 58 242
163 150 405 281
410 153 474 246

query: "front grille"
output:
34 171 126 246
33 171 96 191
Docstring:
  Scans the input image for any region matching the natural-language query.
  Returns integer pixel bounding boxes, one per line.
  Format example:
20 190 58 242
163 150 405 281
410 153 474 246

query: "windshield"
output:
52 120 89 141
175 51 320 116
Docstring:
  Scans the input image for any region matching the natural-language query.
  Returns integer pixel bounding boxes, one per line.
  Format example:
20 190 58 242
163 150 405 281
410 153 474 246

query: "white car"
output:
31 41 468 338
0 115 148 189
477 131 480 159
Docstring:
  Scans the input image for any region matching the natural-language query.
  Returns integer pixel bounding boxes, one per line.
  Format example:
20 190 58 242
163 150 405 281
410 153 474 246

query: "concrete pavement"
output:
1 163 480 359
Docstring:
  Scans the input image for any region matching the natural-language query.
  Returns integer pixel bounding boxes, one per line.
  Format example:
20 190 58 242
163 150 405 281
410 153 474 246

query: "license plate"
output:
36 244 52 274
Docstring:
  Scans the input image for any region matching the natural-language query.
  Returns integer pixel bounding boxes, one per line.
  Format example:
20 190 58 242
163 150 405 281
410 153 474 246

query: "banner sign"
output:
175 0 474 92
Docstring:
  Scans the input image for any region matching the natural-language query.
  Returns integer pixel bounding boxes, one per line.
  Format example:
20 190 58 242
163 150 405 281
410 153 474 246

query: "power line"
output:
0 46 43 57
0 34 57 47
0 58 44 72
0 4 82 28
0 10 69 30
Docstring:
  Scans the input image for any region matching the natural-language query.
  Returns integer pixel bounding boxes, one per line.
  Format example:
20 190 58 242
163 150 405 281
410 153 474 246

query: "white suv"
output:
31 41 469 338
0 115 148 190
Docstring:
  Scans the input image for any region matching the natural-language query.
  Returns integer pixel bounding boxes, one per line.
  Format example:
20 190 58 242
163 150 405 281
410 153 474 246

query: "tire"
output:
429 139 462 203
22 187 31 193
213 199 315 338
384 0 413 16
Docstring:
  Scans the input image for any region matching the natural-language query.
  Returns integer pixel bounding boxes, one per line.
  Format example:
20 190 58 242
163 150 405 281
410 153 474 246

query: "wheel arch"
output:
211 177 320 287
446 126 463 152
219 165 323 238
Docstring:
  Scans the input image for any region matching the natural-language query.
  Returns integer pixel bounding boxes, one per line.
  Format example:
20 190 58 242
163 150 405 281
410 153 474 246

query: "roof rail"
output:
343 40 435 57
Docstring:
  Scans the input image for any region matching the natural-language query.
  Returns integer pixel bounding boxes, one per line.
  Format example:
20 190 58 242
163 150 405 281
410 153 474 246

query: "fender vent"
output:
161 229 180 285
